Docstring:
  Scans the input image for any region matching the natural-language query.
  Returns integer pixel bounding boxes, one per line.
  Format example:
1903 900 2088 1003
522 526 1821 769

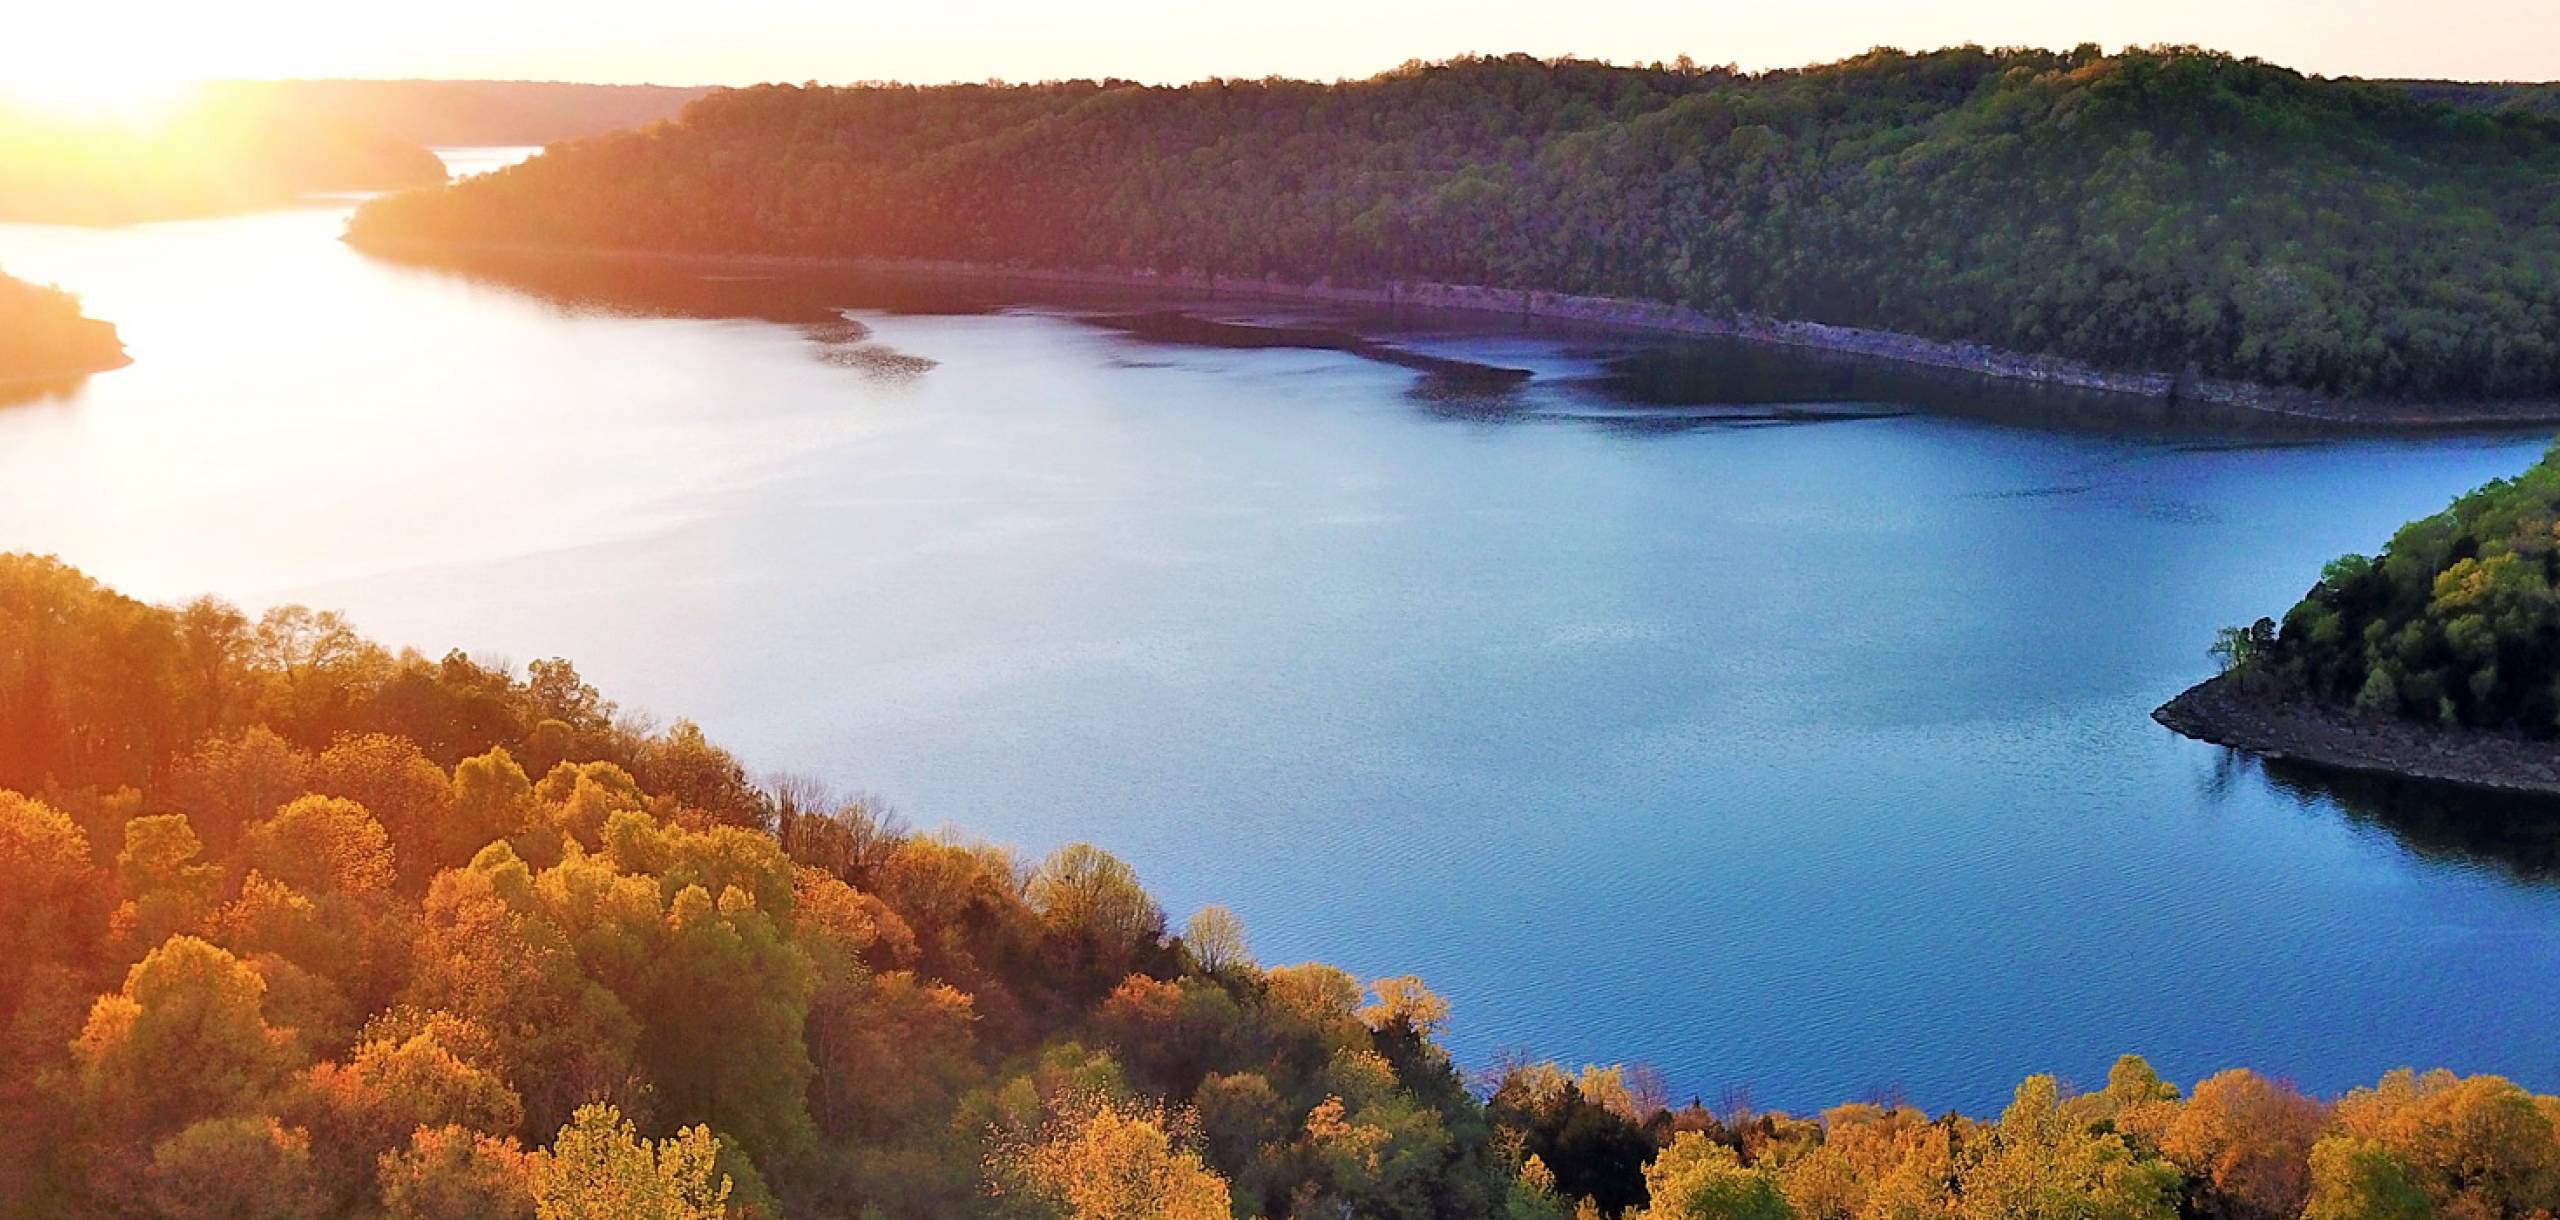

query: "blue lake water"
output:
2 151 2556 1114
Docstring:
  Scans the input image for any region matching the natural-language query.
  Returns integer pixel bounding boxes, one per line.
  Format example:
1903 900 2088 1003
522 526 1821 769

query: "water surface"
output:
3 154 2556 1113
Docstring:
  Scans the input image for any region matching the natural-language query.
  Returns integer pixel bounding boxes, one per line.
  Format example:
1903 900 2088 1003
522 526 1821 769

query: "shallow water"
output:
4 152 2556 1113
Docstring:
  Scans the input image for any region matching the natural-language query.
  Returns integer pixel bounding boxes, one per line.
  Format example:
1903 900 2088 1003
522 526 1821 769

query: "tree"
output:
531 1104 730 1220
143 1115 326 1220
111 812 227 952
2302 1137 2432 1220
295 1026 526 1199
1640 1132 1791 1220
1957 1075 2180 1220
2154 1069 2327 1220
72 935 300 1143
244 795 397 897
1362 975 1453 1040
637 719 768 829
0 790 103 1044
1029 843 1168 999
636 881 817 1164
309 733 453 887
1181 904 1251 976
402 852 642 1136
992 1093 1233 1220
0 790 107 1204
2329 1069 2560 1217
164 725 310 854
378 1125 538 1220
444 746 533 869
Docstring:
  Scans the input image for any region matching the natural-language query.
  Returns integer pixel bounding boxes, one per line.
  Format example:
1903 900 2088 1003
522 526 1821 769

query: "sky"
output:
5 0 2557 114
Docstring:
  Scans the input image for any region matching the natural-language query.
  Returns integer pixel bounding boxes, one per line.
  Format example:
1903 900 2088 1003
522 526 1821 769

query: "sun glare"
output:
1 64 196 127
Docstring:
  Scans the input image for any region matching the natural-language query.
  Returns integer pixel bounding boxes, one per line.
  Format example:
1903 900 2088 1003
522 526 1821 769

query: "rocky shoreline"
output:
2155 673 2560 798
347 237 2560 429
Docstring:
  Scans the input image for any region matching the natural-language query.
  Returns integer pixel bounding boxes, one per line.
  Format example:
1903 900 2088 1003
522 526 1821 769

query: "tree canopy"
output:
2230 441 2560 734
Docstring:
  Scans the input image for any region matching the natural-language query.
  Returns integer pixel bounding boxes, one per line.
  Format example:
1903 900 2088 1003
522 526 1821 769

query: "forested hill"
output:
348 46 2560 403
0 270 125 381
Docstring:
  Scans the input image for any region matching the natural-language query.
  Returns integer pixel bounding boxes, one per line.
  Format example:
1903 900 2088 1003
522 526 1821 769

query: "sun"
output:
1 63 197 128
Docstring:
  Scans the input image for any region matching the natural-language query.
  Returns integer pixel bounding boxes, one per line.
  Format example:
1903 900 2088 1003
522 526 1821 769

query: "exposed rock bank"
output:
2156 673 2560 798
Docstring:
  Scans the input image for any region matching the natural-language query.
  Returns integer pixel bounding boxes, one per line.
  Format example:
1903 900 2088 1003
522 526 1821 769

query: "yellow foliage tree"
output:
531 1103 730 1220
993 1093 1232 1220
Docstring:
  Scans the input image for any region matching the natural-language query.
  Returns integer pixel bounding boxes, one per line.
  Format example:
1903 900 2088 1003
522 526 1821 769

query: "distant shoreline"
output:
2155 673 2560 799
347 235 2560 429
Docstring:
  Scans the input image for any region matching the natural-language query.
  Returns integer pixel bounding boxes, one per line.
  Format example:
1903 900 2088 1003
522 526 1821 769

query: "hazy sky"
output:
10 0 2559 99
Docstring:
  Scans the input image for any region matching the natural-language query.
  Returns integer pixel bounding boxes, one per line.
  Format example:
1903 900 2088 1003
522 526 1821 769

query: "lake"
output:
3 149 2556 1115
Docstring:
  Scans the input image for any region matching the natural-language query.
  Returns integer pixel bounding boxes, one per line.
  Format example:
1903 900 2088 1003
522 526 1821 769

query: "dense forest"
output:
0 270 125 381
195 81 717 148
2390 80 2560 119
348 46 2560 403
0 93 446 225
2222 442 2560 735
6 551 2560 1219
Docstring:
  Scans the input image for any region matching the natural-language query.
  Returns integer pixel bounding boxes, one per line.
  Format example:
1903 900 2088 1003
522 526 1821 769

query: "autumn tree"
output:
1640 1132 1791 1220
991 1093 1232 1220
2153 1069 2329 1220
532 1104 731 1220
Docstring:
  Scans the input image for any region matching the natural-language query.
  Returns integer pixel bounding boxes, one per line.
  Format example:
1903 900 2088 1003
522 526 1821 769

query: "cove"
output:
2 155 2556 1113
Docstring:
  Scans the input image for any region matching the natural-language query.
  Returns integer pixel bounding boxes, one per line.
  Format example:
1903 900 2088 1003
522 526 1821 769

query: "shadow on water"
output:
364 246 2522 442
2208 747 2560 884
365 245 1016 324
368 248 972 377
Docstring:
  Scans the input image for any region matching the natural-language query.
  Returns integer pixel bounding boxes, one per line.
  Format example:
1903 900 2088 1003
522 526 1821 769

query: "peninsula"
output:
2159 443 2560 794
0 270 127 385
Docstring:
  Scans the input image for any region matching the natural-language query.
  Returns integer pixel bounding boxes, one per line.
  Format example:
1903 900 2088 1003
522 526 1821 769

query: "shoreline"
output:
347 235 2560 430
2154 673 2560 799
0 347 132 393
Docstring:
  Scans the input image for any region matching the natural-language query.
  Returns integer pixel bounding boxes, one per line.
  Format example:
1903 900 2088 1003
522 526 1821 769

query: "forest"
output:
2221 442 2560 735
2390 80 2560 119
347 45 2560 403
5 551 2560 1219
0 270 124 381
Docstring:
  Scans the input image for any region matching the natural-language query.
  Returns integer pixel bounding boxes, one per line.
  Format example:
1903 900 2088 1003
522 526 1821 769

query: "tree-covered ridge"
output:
2390 80 2560 120
9 550 2560 1220
0 269 124 381
351 46 2560 402
2227 443 2560 735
